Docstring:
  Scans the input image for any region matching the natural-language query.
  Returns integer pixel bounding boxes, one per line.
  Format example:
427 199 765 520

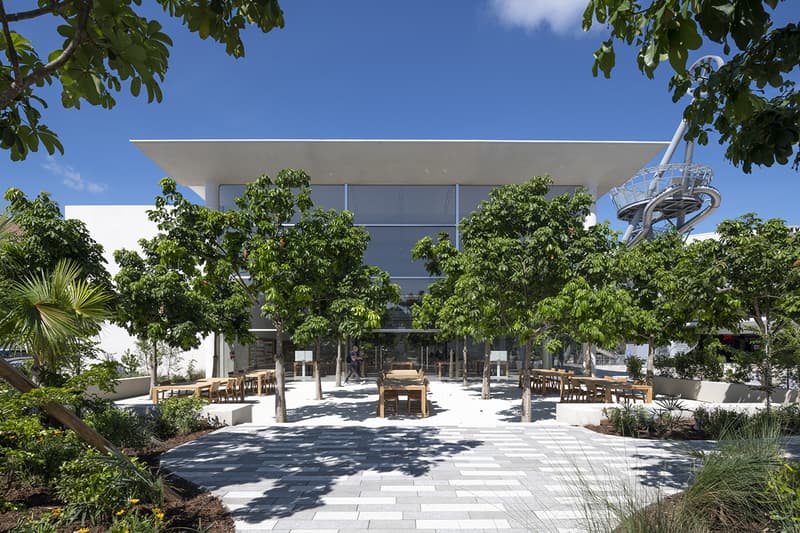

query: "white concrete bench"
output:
202 403 253 426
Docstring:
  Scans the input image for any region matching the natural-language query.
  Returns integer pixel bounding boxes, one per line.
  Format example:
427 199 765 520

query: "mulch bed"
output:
0 430 234 533
585 418 711 440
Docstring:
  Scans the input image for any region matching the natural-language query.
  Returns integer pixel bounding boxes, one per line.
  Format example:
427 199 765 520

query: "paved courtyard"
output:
160 379 709 532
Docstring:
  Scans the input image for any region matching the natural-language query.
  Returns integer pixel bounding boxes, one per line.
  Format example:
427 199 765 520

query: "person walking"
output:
345 344 364 384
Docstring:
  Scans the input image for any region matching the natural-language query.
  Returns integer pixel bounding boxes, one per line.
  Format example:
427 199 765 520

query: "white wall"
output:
65 205 214 377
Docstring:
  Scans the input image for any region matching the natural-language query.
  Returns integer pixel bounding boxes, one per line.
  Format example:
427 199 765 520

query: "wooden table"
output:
569 377 652 403
246 369 275 396
151 381 211 404
390 361 415 370
378 378 429 417
530 369 573 399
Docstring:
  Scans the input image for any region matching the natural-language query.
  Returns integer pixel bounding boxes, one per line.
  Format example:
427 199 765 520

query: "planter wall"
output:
654 376 799 404
85 376 150 401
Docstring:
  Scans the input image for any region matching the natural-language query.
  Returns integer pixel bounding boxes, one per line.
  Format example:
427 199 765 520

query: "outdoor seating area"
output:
376 368 429 417
150 369 275 404
525 368 653 404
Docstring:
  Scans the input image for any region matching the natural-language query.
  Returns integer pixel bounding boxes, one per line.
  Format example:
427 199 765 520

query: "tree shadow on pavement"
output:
161 425 482 525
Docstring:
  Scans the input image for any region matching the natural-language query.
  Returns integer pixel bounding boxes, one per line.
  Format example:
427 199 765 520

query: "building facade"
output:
71 139 667 376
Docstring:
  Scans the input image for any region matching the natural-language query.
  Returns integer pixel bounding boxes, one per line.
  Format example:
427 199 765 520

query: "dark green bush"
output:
156 395 210 438
85 405 153 449
625 356 644 381
604 404 651 437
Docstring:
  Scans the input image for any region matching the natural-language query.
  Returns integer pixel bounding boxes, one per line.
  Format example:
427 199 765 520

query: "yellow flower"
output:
76 528 90 533
50 508 62 517
129 498 140 505
115 509 126 516
155 511 165 521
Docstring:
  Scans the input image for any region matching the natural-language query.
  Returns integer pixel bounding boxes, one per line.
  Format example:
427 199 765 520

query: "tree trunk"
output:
0 357 181 502
150 341 158 393
314 336 323 400
448 347 455 379
521 339 532 422
764 319 773 412
582 342 595 377
335 338 343 387
481 340 491 399
274 323 287 423
646 336 655 385
462 335 468 387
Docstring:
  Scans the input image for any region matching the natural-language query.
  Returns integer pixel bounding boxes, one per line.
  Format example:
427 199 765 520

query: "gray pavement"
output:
160 379 712 532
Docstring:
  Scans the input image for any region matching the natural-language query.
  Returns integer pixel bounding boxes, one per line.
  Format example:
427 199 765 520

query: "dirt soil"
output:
0 430 234 533
585 418 711 440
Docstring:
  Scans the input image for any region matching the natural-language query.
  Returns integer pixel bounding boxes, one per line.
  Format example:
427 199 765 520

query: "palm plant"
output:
0 211 112 382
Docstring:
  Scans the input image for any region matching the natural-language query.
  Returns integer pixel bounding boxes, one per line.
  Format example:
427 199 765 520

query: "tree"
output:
686 215 800 408
613 232 697 383
411 232 467 383
1 188 110 287
290 208 398 399
114 236 213 392
583 0 799 172
0 0 284 161
455 176 608 421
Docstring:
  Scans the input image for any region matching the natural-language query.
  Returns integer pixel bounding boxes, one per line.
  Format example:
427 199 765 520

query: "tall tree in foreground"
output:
583 0 799 173
0 0 284 161
456 177 609 422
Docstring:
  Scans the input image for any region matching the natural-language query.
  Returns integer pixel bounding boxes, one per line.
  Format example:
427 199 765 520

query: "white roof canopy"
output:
132 139 667 200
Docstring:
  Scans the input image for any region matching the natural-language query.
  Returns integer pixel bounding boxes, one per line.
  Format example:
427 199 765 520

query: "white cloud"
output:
489 0 588 35
43 157 108 194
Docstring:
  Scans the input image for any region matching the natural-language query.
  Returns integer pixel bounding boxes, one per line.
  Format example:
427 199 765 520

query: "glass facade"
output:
218 183 578 332
217 181 584 370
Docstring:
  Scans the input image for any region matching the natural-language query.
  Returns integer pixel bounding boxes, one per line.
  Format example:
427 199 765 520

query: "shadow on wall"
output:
654 376 799 403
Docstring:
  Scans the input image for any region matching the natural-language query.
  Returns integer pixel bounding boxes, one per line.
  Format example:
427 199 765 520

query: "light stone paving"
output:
157 379 724 532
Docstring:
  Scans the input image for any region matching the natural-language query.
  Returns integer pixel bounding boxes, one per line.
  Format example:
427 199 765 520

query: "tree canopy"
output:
583 0 799 172
0 0 284 161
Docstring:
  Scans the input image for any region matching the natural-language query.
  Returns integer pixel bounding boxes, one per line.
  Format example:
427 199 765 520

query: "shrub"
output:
108 498 168 533
55 451 163 522
625 356 644 382
85 405 153 449
693 406 750 439
604 403 651 437
681 417 784 530
766 460 800 531
156 395 210 438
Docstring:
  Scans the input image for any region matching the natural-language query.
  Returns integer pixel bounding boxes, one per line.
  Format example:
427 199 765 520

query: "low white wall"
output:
85 376 150 400
654 376 799 404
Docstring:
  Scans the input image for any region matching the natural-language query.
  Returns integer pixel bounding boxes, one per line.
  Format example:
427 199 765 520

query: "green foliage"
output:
156 395 210 437
108 500 168 533
583 0 799 172
0 1 284 160
656 344 727 381
7 507 71 533
85 406 152 450
766 460 800 530
603 403 651 437
55 452 163 521
694 404 800 440
625 355 644 381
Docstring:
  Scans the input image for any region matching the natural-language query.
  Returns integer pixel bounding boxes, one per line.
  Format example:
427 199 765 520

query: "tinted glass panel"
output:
219 185 246 212
349 186 455 224
363 227 454 277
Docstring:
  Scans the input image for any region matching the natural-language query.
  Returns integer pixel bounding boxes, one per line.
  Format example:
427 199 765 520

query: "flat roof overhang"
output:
131 139 668 200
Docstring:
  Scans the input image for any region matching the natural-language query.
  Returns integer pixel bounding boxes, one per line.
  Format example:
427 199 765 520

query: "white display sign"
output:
489 350 508 362
295 350 313 362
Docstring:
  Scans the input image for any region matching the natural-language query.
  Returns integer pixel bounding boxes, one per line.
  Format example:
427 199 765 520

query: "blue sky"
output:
2 0 798 235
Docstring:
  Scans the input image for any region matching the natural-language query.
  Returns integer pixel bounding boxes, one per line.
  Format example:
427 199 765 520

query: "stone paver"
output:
159 380 711 532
